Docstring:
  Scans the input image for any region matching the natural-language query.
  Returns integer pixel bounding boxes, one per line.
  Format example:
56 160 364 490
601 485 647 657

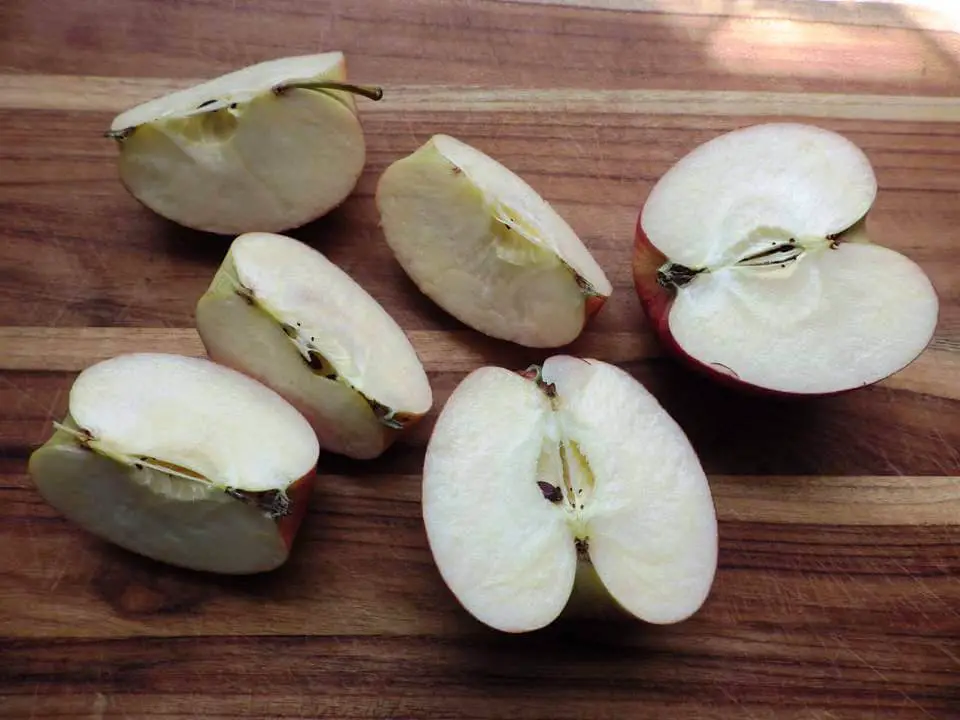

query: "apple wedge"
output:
634 122 939 395
422 356 718 633
196 231 433 460
28 353 320 574
108 52 382 234
376 134 613 348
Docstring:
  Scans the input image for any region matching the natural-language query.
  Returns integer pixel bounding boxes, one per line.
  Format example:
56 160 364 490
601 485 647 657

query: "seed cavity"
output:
53 422 290 517
734 241 803 268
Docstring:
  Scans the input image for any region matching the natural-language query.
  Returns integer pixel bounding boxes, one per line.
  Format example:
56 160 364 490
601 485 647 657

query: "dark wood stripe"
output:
0 631 957 719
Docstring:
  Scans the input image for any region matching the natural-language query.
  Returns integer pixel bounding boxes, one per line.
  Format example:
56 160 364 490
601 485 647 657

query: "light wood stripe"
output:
0 326 956 399
0 326 659 373
710 474 960 526
2 463 956 526
507 0 960 34
2 75 959 122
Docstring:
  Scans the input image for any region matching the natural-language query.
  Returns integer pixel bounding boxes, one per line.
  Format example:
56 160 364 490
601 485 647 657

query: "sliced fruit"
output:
109 52 382 234
422 356 717 633
376 134 612 348
28 353 320 574
196 231 433 459
634 122 939 395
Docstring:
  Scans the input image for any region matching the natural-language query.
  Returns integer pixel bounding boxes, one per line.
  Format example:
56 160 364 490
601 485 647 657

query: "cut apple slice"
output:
109 52 382 234
28 353 320 574
422 356 717 633
196 231 433 459
634 122 939 395
376 134 613 348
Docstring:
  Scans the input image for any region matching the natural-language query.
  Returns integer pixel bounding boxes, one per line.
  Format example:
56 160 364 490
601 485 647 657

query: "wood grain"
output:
1 1 959 719
2 326 958 400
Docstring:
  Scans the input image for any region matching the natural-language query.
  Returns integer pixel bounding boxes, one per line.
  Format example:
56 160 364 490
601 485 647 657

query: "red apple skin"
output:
584 294 607 323
632 218 809 398
275 471 316 552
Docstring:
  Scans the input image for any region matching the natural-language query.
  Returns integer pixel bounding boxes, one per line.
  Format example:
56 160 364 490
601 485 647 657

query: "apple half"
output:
196 231 433 460
634 122 939 395
28 353 320 574
108 52 382 234
422 356 718 633
376 134 613 348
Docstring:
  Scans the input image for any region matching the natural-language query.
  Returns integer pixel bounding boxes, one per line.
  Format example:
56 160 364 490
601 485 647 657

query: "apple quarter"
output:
109 52 381 234
29 353 320 574
422 356 718 633
196 232 433 460
376 134 613 348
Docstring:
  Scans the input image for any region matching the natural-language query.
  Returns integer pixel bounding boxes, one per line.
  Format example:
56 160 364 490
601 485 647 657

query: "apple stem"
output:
52 420 94 443
104 80 383 140
275 80 384 101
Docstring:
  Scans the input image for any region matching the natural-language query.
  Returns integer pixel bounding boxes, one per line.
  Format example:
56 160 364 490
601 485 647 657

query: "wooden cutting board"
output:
1 1 958 718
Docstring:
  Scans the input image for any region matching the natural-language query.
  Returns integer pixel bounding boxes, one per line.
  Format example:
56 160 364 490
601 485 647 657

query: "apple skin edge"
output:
274 470 316 553
584 293 607 323
633 217 852 399
631 220 749 394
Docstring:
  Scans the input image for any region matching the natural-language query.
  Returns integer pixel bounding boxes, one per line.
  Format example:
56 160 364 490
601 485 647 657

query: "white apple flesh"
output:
634 122 939 395
422 356 718 633
109 52 381 234
196 232 433 460
376 134 613 348
28 353 320 574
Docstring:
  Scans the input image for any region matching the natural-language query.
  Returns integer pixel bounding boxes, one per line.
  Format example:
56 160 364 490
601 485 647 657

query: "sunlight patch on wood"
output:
507 0 960 33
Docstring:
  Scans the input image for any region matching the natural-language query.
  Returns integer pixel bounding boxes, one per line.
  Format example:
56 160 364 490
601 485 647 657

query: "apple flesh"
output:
28 353 320 574
634 122 939 395
196 232 433 460
422 356 718 633
109 52 382 234
376 134 612 348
